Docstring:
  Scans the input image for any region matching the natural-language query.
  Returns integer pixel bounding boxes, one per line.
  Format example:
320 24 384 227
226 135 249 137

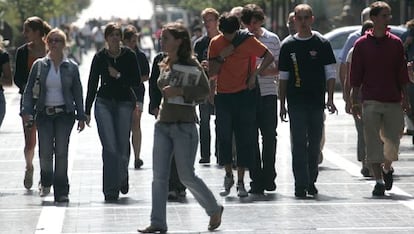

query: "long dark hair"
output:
24 16 51 37
163 22 192 63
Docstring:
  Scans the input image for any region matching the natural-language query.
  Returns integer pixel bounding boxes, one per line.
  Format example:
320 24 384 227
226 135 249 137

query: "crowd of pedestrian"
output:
1 1 414 233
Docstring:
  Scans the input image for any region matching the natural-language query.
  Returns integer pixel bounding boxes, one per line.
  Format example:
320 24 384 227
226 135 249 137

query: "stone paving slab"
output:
1 50 414 234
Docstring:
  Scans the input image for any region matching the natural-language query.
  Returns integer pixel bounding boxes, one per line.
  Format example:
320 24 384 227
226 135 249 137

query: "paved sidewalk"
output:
1 51 414 234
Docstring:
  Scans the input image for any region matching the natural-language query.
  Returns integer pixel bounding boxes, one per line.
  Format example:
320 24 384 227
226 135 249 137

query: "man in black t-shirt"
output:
278 4 337 198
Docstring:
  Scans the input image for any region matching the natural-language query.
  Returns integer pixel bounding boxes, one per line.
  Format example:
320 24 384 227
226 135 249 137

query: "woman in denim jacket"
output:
138 22 223 234
21 28 86 203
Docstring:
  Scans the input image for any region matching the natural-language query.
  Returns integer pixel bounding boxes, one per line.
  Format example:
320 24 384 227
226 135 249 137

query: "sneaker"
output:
308 184 318 196
372 183 385 196
39 183 51 197
134 159 143 169
199 158 210 164
219 175 234 196
24 166 34 189
360 167 372 177
382 168 394 190
236 182 248 197
248 188 264 195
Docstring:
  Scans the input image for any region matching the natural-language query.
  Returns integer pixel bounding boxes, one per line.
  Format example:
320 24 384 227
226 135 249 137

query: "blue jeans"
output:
36 111 75 198
288 106 324 189
94 98 134 197
0 90 5 129
250 94 278 190
151 122 220 230
215 89 257 168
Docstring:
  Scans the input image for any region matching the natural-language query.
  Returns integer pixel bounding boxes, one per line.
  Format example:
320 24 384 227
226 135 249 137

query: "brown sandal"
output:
208 206 224 231
137 225 167 233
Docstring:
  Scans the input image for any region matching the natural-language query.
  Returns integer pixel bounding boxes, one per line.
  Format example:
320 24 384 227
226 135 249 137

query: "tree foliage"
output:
0 0 90 45
157 0 270 12
1 0 90 24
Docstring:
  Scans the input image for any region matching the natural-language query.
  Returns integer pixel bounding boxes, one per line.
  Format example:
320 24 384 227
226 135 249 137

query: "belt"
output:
45 105 65 115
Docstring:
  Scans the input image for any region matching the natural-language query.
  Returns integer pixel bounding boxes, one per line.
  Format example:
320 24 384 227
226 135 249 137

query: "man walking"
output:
350 1 410 196
278 4 337 198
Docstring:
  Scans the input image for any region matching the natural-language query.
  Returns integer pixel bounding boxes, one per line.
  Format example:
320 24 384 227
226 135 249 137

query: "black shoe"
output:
308 184 318 196
199 158 210 164
138 225 167 233
360 167 372 177
167 190 178 201
264 182 277 191
382 168 394 190
372 183 385 196
134 159 144 169
295 188 307 198
105 194 119 202
120 182 129 194
55 195 69 203
119 178 129 194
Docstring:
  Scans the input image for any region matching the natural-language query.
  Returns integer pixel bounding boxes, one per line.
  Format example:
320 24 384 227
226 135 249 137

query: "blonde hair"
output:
46 28 67 47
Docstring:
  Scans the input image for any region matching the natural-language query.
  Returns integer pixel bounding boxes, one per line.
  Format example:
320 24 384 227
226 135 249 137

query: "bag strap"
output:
36 62 41 80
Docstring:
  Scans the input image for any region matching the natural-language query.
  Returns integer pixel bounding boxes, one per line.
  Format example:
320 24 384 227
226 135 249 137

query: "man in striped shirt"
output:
241 4 281 194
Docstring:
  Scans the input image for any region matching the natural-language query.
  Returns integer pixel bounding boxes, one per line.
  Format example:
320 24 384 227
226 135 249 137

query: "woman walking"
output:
21 28 86 202
85 22 140 202
138 22 223 233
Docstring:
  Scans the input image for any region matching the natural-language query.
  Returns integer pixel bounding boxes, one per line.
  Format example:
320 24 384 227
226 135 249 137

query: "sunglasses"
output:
47 38 64 44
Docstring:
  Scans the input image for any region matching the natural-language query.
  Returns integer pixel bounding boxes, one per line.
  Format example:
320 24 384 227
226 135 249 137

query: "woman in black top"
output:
13 16 51 190
85 22 140 202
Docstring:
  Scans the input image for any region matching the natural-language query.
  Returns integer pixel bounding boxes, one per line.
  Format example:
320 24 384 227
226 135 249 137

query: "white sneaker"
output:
237 182 248 197
39 183 51 197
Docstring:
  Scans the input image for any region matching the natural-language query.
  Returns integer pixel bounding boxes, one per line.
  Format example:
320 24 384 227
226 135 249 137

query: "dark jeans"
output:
215 89 257 168
198 102 216 160
36 111 75 198
0 90 5 129
288 105 324 189
406 83 414 123
250 95 278 190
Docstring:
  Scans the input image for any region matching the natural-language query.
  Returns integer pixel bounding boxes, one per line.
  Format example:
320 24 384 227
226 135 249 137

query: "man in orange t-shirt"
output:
208 13 273 197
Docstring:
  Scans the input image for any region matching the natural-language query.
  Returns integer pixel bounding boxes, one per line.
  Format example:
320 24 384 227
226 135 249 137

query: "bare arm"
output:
0 62 12 86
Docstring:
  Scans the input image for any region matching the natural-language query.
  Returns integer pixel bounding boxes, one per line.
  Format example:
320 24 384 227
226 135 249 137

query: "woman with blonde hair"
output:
21 28 86 202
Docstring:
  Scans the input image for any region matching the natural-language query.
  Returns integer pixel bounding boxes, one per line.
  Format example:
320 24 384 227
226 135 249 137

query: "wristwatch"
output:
116 72 121 79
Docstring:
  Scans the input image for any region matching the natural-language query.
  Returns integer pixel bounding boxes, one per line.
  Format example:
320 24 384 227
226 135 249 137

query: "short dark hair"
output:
123 25 138 41
218 13 240 34
104 22 122 39
369 1 391 17
240 4 265 25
